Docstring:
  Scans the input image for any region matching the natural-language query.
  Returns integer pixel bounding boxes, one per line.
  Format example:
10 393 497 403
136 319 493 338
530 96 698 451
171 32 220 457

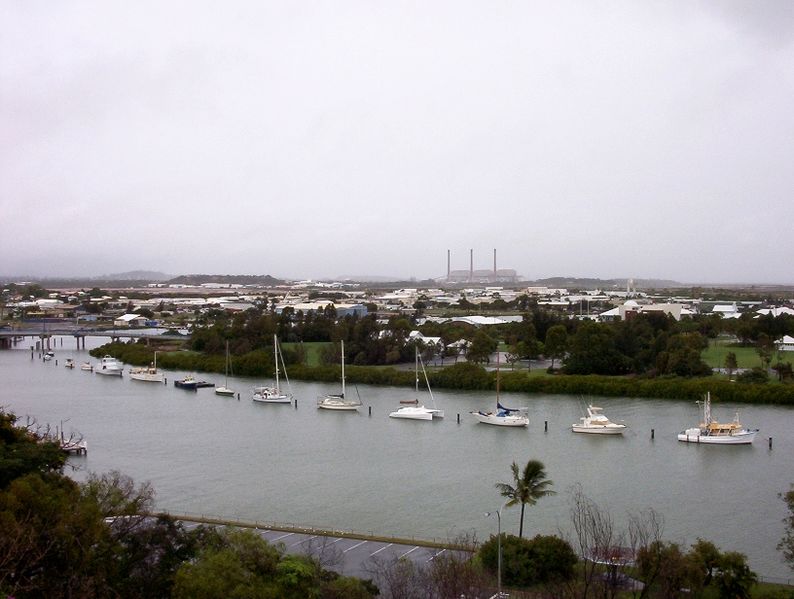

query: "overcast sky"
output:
2 1 793 283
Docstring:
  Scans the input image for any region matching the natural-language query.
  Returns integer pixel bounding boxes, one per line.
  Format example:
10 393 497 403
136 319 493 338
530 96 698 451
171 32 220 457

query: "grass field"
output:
282 341 329 367
702 339 763 369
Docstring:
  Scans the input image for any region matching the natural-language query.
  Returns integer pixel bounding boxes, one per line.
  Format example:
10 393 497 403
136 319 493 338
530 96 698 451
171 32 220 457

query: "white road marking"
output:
399 546 419 559
343 540 368 553
370 543 393 556
272 532 295 541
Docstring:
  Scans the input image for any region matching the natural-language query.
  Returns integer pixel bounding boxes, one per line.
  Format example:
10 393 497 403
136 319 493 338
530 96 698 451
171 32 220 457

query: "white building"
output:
775 335 794 352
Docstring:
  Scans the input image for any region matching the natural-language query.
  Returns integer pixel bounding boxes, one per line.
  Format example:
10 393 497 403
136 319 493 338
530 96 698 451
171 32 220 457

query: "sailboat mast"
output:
273 334 280 391
496 351 501 403
341 340 346 398
415 347 419 393
224 341 229 386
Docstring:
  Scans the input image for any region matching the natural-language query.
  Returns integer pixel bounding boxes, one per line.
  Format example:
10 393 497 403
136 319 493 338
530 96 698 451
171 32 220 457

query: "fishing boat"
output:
129 351 164 383
317 340 361 411
95 355 123 377
174 376 198 390
389 349 443 420
215 342 236 396
64 358 75 369
470 354 528 427
252 335 292 403
572 405 626 435
678 392 758 445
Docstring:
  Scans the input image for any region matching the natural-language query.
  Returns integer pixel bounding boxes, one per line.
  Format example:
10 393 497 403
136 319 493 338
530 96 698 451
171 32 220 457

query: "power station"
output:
443 249 519 284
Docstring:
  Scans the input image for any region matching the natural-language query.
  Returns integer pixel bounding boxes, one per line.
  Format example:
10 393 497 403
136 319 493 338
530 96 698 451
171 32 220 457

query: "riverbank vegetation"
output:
0 407 377 598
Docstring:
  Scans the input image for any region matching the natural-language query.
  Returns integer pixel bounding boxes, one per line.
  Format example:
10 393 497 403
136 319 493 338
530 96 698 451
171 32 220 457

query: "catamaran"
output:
389 348 443 421
252 335 292 403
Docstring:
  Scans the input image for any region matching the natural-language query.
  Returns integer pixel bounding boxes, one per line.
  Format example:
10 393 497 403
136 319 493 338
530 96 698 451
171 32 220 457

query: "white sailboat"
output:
215 342 236 396
390 349 444 421
678 392 758 445
317 340 361 411
470 353 528 427
252 335 292 403
129 351 165 383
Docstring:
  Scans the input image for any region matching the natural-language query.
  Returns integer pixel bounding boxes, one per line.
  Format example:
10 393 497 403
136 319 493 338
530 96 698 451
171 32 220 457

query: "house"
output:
775 335 794 352
113 314 148 328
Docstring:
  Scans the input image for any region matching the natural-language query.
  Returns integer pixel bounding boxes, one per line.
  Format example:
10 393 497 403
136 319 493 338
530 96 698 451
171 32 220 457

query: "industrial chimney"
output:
493 248 497 275
469 249 473 283
447 249 451 281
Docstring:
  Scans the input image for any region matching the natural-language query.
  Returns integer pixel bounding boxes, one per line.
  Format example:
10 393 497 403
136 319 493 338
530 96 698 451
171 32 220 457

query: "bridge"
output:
0 326 189 350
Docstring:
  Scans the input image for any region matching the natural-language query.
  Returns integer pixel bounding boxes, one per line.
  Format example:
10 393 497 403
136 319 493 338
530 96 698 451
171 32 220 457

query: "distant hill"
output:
167 274 285 286
527 277 683 290
97 270 171 281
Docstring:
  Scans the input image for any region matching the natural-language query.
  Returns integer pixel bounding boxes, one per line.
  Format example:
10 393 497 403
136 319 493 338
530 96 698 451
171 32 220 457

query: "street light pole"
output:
486 500 509 598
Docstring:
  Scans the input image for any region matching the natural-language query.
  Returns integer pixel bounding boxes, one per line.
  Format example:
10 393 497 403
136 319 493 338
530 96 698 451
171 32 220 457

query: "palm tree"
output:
495 459 555 538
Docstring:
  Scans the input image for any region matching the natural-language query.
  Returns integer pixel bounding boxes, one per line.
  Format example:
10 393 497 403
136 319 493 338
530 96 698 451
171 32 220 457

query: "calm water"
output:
2 336 793 579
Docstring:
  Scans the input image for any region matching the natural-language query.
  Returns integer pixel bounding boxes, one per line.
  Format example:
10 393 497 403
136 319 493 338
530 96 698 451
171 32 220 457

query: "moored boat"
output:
64 358 75 369
470 354 528 427
317 340 360 411
677 392 758 445
129 351 164 383
174 376 198 390
95 355 123 377
389 349 443 421
252 335 292 403
215 342 236 396
80 362 93 371
572 405 626 435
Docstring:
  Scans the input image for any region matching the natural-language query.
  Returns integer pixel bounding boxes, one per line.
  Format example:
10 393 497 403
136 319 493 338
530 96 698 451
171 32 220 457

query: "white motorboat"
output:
470 353 528 427
43 351 54 361
317 340 361 411
129 351 164 383
678 392 758 445
390 349 443 421
572 405 626 435
80 362 93 371
216 342 236 396
95 355 123 377
64 358 75 369
252 335 292 403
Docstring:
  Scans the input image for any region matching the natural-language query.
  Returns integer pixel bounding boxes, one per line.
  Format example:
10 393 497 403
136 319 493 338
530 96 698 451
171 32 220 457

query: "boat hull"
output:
252 387 292 403
317 399 360 411
389 406 444 420
95 368 123 377
129 371 164 383
215 387 236 396
253 395 291 404
470 411 528 427
572 425 626 435
677 429 757 445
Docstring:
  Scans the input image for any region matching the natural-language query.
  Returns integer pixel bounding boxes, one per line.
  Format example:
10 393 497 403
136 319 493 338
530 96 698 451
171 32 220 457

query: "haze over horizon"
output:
2 2 793 285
